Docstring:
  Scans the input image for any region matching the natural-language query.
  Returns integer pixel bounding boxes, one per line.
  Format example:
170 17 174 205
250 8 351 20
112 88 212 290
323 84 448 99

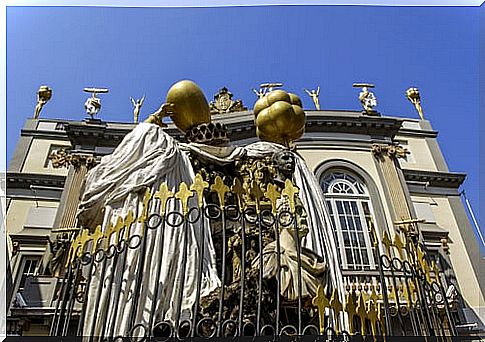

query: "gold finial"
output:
138 188 152 224
113 216 125 244
406 87 424 120
34 85 52 119
367 299 378 339
264 183 281 215
282 179 300 214
249 180 264 213
356 292 367 336
393 233 405 260
345 291 357 334
105 220 116 247
130 95 145 123
329 288 343 334
210 176 230 209
312 284 330 334
75 229 93 258
190 174 209 208
304 86 321 110
155 182 174 215
231 178 244 209
91 225 104 249
123 210 136 240
175 182 194 215
381 231 392 256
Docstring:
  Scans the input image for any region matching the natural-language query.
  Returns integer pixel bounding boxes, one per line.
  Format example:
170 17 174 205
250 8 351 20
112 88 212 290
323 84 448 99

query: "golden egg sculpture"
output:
166 80 211 133
254 90 306 146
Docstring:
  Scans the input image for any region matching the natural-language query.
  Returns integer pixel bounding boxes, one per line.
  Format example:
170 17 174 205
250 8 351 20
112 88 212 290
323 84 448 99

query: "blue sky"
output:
6 5 483 242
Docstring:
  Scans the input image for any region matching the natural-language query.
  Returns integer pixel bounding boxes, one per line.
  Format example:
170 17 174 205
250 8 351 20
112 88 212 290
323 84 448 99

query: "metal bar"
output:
274 214 281 335
62 257 84 336
387 261 406 334
175 215 190 336
237 212 246 336
55 262 76 335
256 212 263 335
50 266 69 335
148 214 167 336
217 209 227 337
376 254 393 336
292 213 303 335
76 248 96 335
89 249 109 340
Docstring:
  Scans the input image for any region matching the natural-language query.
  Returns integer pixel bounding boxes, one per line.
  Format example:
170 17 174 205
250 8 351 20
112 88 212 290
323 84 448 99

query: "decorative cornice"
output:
371 143 410 159
402 169 466 189
6 172 66 190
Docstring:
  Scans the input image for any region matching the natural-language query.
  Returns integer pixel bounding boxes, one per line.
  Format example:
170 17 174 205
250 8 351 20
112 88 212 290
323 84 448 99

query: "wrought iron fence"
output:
50 176 457 340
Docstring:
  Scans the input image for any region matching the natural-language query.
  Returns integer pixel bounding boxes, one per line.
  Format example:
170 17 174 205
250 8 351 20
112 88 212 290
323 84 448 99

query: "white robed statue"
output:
77 81 345 338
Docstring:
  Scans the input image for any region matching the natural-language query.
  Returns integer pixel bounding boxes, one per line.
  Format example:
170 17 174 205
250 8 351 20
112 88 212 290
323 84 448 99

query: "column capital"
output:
49 148 99 170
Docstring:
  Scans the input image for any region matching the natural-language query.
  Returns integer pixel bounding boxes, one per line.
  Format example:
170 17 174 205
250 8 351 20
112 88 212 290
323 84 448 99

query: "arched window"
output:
322 172 376 270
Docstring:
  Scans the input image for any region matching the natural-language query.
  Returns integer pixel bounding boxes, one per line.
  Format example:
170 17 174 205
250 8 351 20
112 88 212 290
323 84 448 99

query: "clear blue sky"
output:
6 5 483 242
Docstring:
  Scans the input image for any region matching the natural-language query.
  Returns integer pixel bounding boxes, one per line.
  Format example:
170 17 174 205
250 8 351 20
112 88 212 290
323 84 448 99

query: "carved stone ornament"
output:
49 148 98 169
209 87 247 114
371 144 410 159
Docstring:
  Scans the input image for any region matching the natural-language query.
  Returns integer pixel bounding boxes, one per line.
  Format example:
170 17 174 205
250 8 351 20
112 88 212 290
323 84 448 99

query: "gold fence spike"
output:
264 183 281 215
105 220 116 247
431 261 440 282
282 179 299 214
407 280 416 305
91 225 104 249
345 291 357 334
330 288 343 334
176 182 194 215
76 229 93 258
312 284 330 334
231 178 244 209
155 182 174 214
138 187 152 224
382 231 392 256
367 299 378 340
123 210 136 240
210 176 230 209
393 233 405 260
249 180 264 213
356 293 367 336
113 216 125 244
66 234 80 267
191 174 208 208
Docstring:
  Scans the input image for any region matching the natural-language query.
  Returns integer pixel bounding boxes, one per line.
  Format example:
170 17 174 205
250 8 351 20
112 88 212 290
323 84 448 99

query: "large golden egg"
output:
166 80 211 133
253 90 306 146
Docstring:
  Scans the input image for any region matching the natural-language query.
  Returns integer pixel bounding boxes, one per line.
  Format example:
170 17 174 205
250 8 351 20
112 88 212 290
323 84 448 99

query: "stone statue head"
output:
272 149 296 183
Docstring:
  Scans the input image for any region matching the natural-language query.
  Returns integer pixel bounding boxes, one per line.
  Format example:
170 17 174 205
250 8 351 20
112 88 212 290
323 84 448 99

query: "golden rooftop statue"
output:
406 87 425 120
33 85 52 119
253 89 306 147
304 86 321 110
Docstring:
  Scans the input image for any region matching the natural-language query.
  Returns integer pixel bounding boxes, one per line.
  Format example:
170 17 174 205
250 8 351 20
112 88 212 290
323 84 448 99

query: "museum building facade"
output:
5 87 484 337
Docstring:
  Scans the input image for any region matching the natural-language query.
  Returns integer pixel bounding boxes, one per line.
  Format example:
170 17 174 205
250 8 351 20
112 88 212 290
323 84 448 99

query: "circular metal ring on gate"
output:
166 212 184 228
391 257 403 271
389 305 398 316
152 320 174 340
225 205 241 221
302 324 319 335
241 321 256 336
106 244 117 259
187 207 201 224
117 239 127 254
340 330 351 338
128 234 142 249
147 213 163 230
324 326 336 337
94 248 106 262
129 323 148 342
80 251 92 265
380 255 392 269
243 207 258 224
403 260 413 274
176 320 192 339
196 317 217 338
260 209 276 227
434 292 444 304
399 305 409 316
260 324 275 336
431 281 441 293
280 324 298 336
113 336 124 342
277 209 295 228
205 204 222 220
222 319 238 337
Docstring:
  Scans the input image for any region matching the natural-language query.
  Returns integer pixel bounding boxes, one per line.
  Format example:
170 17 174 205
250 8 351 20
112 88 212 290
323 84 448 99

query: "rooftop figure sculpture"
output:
353 83 377 114
304 86 321 110
83 87 108 119
406 87 425 120
33 85 52 119
130 95 145 123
